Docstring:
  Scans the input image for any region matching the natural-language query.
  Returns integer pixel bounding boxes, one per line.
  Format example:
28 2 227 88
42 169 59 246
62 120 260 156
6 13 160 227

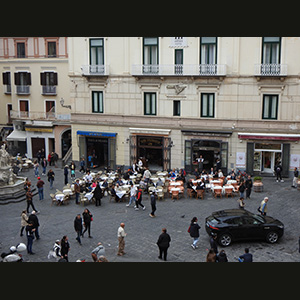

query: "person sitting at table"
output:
218 169 224 178
116 177 123 186
209 167 215 176
229 169 236 180
102 179 108 189
156 178 164 187
213 171 219 178
193 168 200 179
143 168 151 184
196 179 205 190
187 181 196 197
110 184 117 202
85 171 93 184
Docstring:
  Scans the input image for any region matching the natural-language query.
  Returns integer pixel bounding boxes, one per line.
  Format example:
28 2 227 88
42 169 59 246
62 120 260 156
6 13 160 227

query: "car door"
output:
241 216 265 240
226 217 245 240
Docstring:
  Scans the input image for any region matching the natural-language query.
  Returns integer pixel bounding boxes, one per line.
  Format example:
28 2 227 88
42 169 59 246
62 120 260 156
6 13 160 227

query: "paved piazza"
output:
1 166 300 262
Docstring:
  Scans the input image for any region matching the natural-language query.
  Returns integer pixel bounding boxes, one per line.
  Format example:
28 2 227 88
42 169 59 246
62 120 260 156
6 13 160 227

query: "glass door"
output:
262 151 274 173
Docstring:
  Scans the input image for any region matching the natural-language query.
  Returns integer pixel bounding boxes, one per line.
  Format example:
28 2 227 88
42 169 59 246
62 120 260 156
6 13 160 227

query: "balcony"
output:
81 65 109 76
16 85 30 95
254 64 287 77
131 64 226 77
42 85 57 95
10 110 71 121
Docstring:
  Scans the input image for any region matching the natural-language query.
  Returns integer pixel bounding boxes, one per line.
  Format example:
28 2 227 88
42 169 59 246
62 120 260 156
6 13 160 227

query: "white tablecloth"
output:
55 194 65 202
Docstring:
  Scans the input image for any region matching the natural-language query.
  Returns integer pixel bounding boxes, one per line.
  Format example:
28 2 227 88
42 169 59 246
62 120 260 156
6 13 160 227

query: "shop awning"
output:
77 130 117 137
238 132 300 141
6 130 27 141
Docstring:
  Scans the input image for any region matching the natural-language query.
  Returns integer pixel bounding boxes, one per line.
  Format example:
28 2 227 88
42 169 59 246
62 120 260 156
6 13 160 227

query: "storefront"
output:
239 133 300 177
129 128 171 171
182 130 232 174
77 130 117 169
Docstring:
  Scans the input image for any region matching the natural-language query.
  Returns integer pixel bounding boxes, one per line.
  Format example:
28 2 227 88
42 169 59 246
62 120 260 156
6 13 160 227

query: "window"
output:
200 37 217 74
92 91 103 113
90 38 104 65
173 100 180 116
262 37 281 64
143 37 158 73
14 72 31 95
144 92 156 115
262 94 278 120
19 100 29 117
47 42 57 57
41 72 57 95
17 42 26 58
2 72 11 94
201 93 214 118
175 49 183 74
45 100 55 118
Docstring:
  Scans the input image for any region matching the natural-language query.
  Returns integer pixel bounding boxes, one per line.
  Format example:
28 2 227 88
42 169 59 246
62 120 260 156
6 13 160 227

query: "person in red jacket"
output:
135 187 146 211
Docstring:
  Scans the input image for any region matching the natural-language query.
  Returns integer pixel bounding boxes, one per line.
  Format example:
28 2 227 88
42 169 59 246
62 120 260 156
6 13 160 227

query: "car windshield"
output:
253 214 265 224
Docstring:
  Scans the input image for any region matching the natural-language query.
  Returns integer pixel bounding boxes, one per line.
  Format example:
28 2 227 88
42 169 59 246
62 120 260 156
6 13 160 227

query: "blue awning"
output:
77 130 117 138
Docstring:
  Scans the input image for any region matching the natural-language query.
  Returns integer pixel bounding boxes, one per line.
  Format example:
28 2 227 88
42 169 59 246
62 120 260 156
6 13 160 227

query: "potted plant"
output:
253 176 263 192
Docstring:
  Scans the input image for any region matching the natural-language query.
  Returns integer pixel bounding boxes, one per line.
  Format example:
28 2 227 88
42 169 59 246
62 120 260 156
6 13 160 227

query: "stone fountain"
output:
0 144 27 204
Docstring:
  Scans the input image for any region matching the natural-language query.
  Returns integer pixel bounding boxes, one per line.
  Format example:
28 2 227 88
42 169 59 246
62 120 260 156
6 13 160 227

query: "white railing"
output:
16 85 30 95
81 65 109 76
42 85 57 95
254 64 287 76
131 64 226 76
10 110 71 121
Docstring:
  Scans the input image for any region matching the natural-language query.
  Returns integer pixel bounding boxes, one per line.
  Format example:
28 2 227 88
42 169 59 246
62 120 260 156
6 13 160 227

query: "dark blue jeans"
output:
38 187 44 200
27 236 34 253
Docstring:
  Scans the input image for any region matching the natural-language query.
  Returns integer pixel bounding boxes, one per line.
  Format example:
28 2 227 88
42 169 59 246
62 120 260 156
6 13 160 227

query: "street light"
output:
60 98 71 109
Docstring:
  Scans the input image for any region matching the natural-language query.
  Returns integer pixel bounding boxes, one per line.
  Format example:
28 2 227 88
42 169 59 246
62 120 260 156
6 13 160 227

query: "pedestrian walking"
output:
33 160 39 177
79 157 86 173
74 214 83 245
74 179 81 204
258 196 268 216
275 162 284 182
26 221 35 255
69 161 76 179
64 165 69 185
28 211 40 240
126 183 137 207
117 222 127 256
47 169 55 190
149 192 156 217
245 175 253 199
238 247 253 262
47 240 61 261
82 208 93 238
91 242 105 262
135 186 145 211
20 210 28 237
292 167 299 188
238 197 245 209
156 228 171 261
36 176 45 200
93 181 103 206
26 186 38 213
41 158 47 175
60 235 70 262
209 233 218 255
188 217 200 250
239 179 246 199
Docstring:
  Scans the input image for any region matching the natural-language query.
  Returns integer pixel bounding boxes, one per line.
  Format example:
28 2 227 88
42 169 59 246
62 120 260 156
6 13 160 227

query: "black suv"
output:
205 209 284 247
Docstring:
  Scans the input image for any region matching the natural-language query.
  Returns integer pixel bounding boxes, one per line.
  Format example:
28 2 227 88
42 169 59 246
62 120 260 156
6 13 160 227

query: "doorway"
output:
31 138 45 159
86 137 108 168
262 151 274 173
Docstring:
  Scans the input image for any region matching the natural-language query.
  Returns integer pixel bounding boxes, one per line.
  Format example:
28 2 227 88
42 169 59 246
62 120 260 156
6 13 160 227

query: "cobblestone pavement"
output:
1 165 300 262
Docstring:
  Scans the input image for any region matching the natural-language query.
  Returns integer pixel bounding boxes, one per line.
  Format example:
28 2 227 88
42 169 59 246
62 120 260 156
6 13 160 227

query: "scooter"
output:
1 243 27 262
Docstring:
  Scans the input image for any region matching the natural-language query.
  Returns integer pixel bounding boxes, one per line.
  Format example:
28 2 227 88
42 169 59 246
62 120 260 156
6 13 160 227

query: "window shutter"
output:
53 72 58 85
281 143 290 177
2 72 9 84
26 72 31 85
246 142 254 175
40 72 46 85
14 72 20 85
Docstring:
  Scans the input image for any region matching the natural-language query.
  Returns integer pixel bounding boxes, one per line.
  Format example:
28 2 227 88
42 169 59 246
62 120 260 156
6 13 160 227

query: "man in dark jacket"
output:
275 163 284 182
189 217 201 250
209 233 218 254
135 187 145 211
157 228 171 261
28 211 40 240
93 182 103 206
74 214 83 245
239 247 253 262
245 175 253 199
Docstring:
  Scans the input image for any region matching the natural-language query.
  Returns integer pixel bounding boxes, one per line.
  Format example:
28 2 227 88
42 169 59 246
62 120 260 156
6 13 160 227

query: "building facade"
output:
0 37 71 159
67 37 300 177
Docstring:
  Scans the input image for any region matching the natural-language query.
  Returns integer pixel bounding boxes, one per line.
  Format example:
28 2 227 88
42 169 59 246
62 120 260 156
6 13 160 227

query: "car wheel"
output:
218 233 232 247
266 231 279 244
